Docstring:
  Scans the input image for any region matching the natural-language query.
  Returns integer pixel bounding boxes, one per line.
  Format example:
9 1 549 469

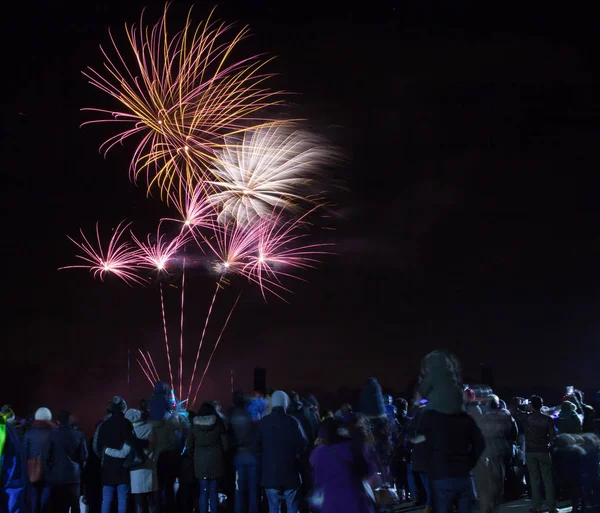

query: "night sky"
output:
3 2 600 424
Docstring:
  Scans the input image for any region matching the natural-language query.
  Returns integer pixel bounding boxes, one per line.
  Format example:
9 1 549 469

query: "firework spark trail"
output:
206 125 335 225
137 358 154 386
147 350 161 383
179 255 186 400
59 221 145 286
187 280 222 399
138 348 158 382
192 292 242 406
82 4 288 199
159 283 174 388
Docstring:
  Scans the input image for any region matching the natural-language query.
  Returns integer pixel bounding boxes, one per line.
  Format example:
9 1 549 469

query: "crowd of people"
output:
1 350 600 513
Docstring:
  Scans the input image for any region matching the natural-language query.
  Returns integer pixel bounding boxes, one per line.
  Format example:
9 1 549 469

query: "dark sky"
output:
3 1 600 421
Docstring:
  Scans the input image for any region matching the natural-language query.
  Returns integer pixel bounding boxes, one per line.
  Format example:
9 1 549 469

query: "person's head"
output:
340 403 353 415
321 410 334 420
318 418 352 445
394 398 408 413
153 381 169 396
125 408 142 424
489 395 501 410
34 407 52 422
57 411 71 426
574 389 584 403
109 396 127 414
530 395 543 411
420 350 462 382
270 390 290 411
464 388 477 404
290 391 300 403
307 394 319 410
561 401 577 413
197 402 217 417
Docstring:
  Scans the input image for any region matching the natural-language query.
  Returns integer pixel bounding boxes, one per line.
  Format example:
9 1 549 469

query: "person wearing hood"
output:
149 382 172 422
96 396 140 513
418 350 464 416
254 391 308 513
287 392 315 447
557 401 583 435
1 411 27 513
359 377 396 484
186 402 228 513
23 407 54 513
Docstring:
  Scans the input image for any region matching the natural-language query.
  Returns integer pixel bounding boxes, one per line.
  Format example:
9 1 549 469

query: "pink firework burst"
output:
59 221 145 286
131 226 189 272
163 181 218 231
240 207 334 301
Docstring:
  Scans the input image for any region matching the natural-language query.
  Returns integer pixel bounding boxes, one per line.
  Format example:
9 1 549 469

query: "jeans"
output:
199 479 218 513
101 484 130 513
31 482 51 513
526 452 555 510
430 477 475 513
234 452 259 513
51 484 81 513
407 463 431 506
264 488 299 513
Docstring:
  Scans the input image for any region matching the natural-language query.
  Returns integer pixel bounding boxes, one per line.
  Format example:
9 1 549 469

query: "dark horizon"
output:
3 1 600 429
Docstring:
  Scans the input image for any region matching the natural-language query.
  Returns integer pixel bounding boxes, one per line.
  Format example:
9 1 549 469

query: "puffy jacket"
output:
23 420 55 462
0 417 26 513
186 415 227 479
229 406 256 454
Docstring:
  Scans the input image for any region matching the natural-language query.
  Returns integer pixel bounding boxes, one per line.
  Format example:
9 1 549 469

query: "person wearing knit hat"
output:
419 350 464 415
24 407 55 512
557 401 583 435
34 407 53 422
109 396 128 413
254 390 308 510
270 390 290 410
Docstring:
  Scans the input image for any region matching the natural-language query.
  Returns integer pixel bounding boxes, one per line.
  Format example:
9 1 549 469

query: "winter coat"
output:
518 411 556 453
254 407 308 489
557 411 583 435
229 406 257 454
419 352 463 415
42 424 88 485
0 417 26 513
407 406 428 473
96 410 139 486
130 421 157 494
22 420 54 483
152 416 183 472
310 441 375 513
186 415 227 480
479 409 516 460
287 401 314 446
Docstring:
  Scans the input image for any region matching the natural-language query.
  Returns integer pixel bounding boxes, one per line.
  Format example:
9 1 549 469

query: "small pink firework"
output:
59 221 145 286
240 208 334 301
131 226 189 272
164 181 218 231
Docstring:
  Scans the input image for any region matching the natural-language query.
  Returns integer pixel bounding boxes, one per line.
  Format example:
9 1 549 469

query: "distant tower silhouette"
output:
254 367 266 395
481 363 496 391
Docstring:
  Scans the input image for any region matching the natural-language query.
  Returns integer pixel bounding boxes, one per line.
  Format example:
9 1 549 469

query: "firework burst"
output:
82 4 287 199
59 221 145 286
131 225 189 272
207 125 334 225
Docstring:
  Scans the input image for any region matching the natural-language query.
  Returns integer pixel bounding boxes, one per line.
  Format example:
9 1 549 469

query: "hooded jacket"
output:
186 415 227 479
419 352 464 415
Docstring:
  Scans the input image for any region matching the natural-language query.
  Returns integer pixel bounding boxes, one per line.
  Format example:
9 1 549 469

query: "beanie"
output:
110 396 127 413
34 407 52 422
271 390 290 410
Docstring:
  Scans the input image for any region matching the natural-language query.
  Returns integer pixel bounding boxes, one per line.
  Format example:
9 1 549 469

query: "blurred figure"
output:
23 407 54 513
515 395 557 513
419 351 464 415
557 401 583 435
43 411 88 513
0 412 27 513
153 408 184 513
572 390 595 434
177 411 199 513
186 402 228 513
552 434 584 512
254 391 308 513
229 392 259 513
310 418 374 513
149 382 172 422
473 396 515 513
